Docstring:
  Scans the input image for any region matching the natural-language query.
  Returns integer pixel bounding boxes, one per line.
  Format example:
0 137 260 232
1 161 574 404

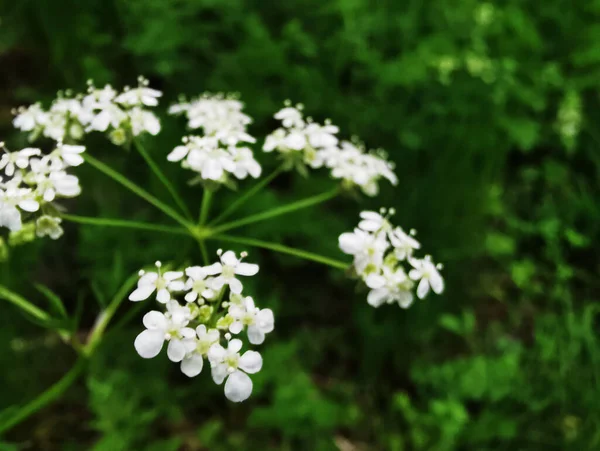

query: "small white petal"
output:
417 278 430 299
142 311 168 330
236 262 259 276
157 288 171 304
247 325 265 345
211 363 228 385
228 338 243 353
239 350 263 373
134 329 165 358
167 339 187 362
224 370 253 402
229 278 243 294
129 285 156 302
181 353 204 377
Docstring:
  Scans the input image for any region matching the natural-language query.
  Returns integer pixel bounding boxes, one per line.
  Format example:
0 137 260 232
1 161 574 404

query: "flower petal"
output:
228 338 243 353
129 285 156 302
239 350 262 373
417 278 430 299
247 325 265 345
142 311 167 330
134 329 165 358
167 339 187 362
224 370 253 402
236 262 259 276
157 288 171 304
181 353 204 377
229 278 243 294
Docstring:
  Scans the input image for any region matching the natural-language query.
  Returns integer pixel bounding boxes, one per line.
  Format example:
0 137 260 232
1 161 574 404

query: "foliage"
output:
0 0 599 449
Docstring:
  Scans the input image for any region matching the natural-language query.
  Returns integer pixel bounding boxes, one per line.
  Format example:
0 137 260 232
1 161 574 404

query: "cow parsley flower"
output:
408 256 445 299
134 302 196 361
208 338 263 402
131 252 272 403
128 261 185 303
169 93 254 146
340 209 444 307
168 94 261 184
180 325 220 377
208 250 259 294
13 77 162 145
228 296 275 344
0 142 81 240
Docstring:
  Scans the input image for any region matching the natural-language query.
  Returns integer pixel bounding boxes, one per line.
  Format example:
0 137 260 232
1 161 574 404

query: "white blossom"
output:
134 302 196 361
339 210 444 308
365 265 414 308
228 296 274 344
208 250 259 294
180 325 220 377
129 261 185 303
208 339 262 402
408 257 445 299
183 265 219 303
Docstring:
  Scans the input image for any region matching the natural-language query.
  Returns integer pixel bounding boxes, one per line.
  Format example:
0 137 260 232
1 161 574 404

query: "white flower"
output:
357 211 390 233
129 262 185 303
208 250 259 294
33 171 81 202
183 265 219 303
13 104 47 132
170 93 254 146
184 138 236 181
0 148 41 176
339 228 388 275
0 202 22 231
115 86 162 107
134 302 196 361
208 339 262 402
87 103 127 132
408 257 444 299
180 325 220 377
365 265 414 308
52 144 86 167
230 147 262 179
128 107 161 136
274 106 304 128
305 122 339 149
389 227 420 260
36 215 64 240
228 296 275 344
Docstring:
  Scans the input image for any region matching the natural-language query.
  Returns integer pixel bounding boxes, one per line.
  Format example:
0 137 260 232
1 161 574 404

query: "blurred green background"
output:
1 0 599 449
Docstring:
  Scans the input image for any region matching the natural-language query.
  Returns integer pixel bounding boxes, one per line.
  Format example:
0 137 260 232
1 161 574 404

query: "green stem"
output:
0 284 50 322
210 165 284 225
199 240 210 266
0 357 86 434
83 154 192 230
133 139 192 220
211 234 349 270
61 214 190 236
211 187 339 235
199 189 213 226
84 271 140 355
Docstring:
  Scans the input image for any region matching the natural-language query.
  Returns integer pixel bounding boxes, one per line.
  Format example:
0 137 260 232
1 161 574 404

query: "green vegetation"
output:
1 0 599 449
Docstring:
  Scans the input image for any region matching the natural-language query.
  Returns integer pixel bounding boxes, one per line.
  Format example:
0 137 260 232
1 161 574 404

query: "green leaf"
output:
35 283 67 318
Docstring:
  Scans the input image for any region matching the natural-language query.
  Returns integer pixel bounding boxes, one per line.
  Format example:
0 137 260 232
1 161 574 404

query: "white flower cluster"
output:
130 251 274 403
168 94 261 184
0 142 84 240
13 76 162 146
264 103 398 196
339 209 444 308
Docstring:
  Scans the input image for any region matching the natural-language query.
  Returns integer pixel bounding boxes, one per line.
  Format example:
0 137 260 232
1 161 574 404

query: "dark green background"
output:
1 0 599 449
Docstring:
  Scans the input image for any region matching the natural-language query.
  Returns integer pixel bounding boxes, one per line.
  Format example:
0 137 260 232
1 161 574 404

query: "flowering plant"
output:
0 77 444 430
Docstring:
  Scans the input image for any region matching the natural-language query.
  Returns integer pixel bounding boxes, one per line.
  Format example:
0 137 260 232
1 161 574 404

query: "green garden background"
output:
1 0 599 449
